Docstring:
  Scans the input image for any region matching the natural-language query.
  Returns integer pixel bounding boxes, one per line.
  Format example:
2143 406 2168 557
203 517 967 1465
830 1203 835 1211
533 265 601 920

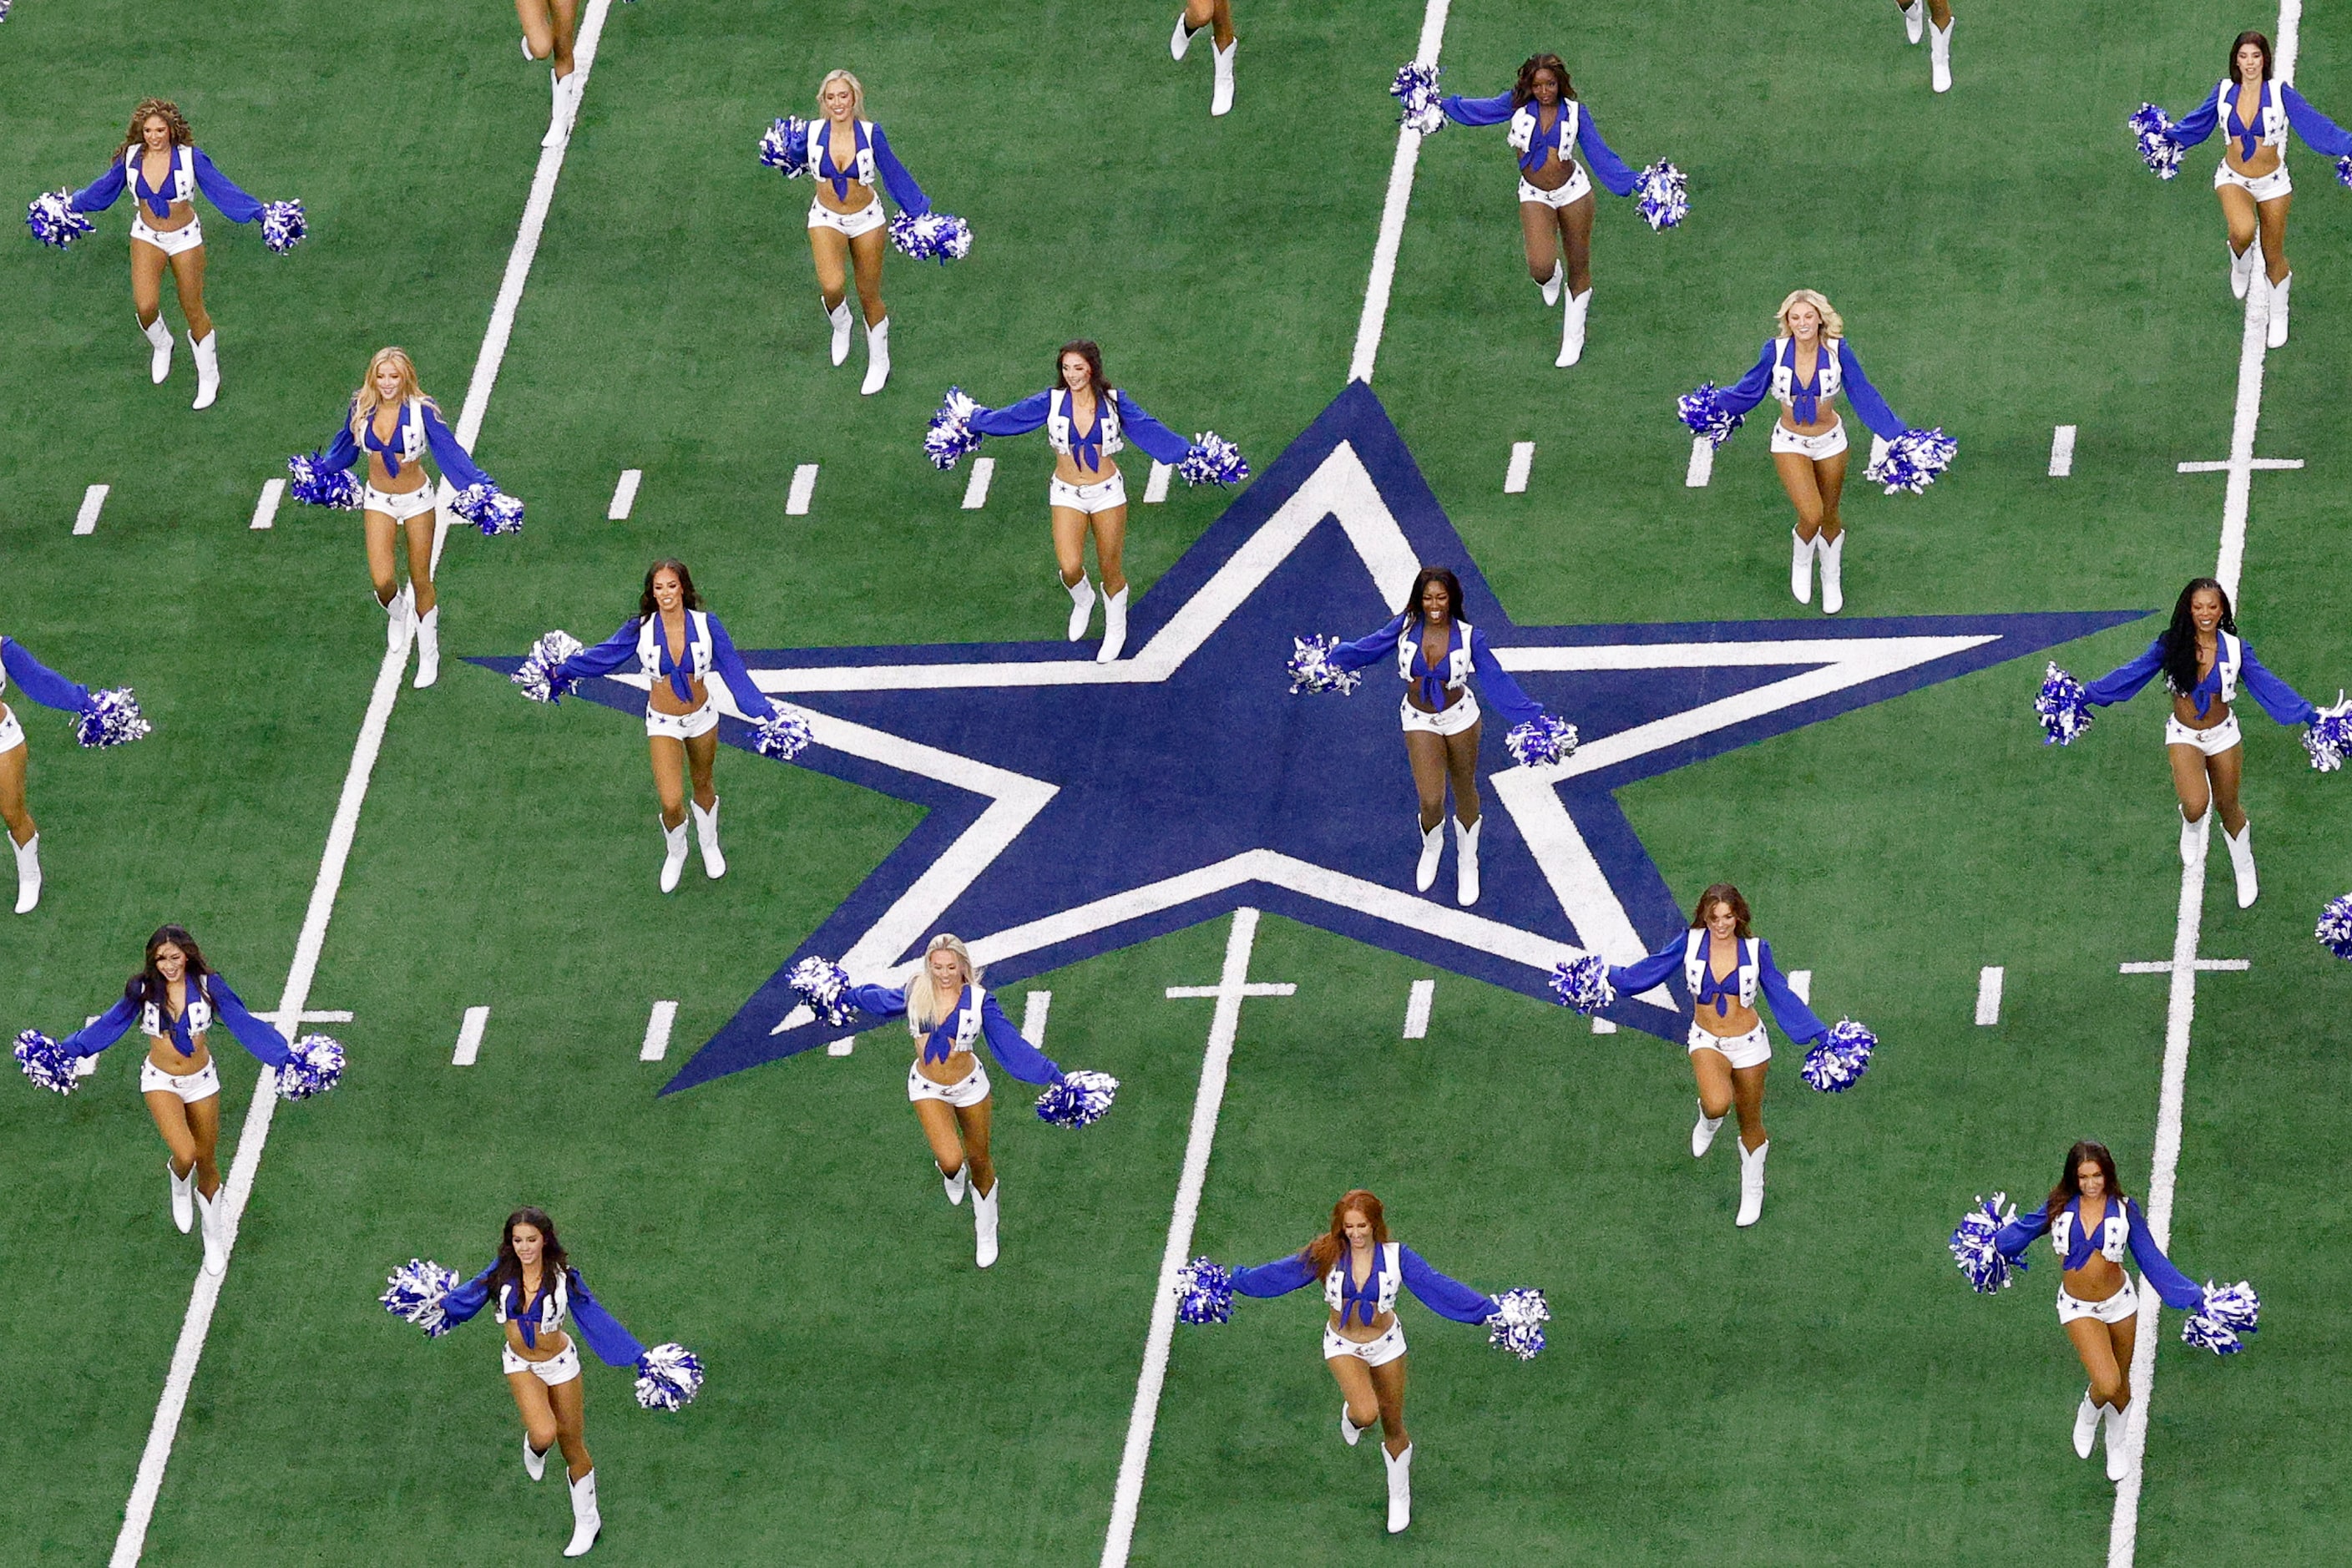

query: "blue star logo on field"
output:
478 384 2142 1092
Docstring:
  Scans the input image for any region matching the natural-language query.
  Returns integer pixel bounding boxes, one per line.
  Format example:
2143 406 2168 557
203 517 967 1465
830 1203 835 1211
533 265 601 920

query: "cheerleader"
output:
795 69 935 395
519 0 583 149
1604 884 1831 1228
1226 1190 1511 1534
1 634 144 913
1168 0 1239 118
1434 54 1661 367
2077 578 2321 908
2148 31 2352 347
1893 0 1956 94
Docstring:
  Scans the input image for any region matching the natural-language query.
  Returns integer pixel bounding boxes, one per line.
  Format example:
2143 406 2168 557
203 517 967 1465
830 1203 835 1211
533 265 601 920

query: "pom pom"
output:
2338 154 2352 190
1285 635 1361 695
1177 432 1249 488
0 3 13 23
380 1258 463 1336
1549 953 1616 1014
75 688 151 749
2128 104 2185 180
511 630 584 705
2035 662 2096 747
286 452 362 510
758 116 811 177
1800 1018 1875 1094
278 1033 344 1100
1390 61 1444 134
1505 714 1579 767
1484 1287 1550 1360
260 199 306 255
888 210 973 265
1035 1069 1120 1129
1635 160 1688 230
2300 693 2351 772
752 708 813 761
25 190 94 250
924 387 984 471
787 956 855 1027
13 1029 78 1096
2314 893 2352 962
1174 1257 1233 1325
1677 382 1744 448
1864 427 1958 495
634 1343 706 1411
1949 1192 2026 1295
451 482 524 536
2181 1280 2261 1355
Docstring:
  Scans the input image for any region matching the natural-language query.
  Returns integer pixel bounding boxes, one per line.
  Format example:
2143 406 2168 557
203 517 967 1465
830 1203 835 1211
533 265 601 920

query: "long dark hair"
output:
117 98 194 159
488 1206 571 1316
2046 1141 2126 1222
2159 577 2235 699
1055 340 1110 403
638 559 704 621
125 923 215 1007
1511 53 1576 109
2228 29 2273 81
1404 566 1465 627
1689 883 1753 938
1304 1188 1390 1279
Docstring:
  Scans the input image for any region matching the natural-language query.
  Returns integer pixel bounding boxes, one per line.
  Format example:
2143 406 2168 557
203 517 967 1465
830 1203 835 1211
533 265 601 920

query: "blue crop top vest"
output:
1230 1241 1498 1328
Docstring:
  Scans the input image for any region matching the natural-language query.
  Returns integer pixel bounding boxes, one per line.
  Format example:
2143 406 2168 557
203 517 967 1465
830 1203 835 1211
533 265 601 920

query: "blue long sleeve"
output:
1719 341 1778 419
205 976 291 1069
1113 392 1192 467
68 159 128 214
58 997 141 1059
1606 938 1684 996
2283 84 2352 156
1466 626 1545 730
1993 1205 2051 1261
1437 90 1515 128
314 412 362 473
1232 1251 1318 1297
1836 341 1907 441
706 616 781 722
189 149 263 223
2124 1200 2205 1310
842 982 910 1022
1754 941 1828 1045
2169 86 2221 149
1398 1245 1499 1323
1331 612 1411 675
1574 108 1639 197
2084 639 2166 706
1 638 94 713
969 391 1051 439
867 125 930 216
974 992 1062 1085
418 402 494 493
439 1264 498 1329
2236 643 2318 726
558 620 645 685
567 1269 650 1367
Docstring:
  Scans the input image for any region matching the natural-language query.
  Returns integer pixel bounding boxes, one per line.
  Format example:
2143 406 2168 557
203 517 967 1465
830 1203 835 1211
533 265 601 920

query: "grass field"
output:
4 0 2351 1562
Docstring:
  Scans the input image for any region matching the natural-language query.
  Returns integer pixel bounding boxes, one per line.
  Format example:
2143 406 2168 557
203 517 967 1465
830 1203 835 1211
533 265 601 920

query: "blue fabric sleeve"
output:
1398 1245 1500 1323
558 620 645 684
867 124 930 216
1574 108 1640 197
969 391 1051 438
567 1270 650 1367
2125 1201 2205 1309
2235 642 2319 726
205 976 291 1069
1606 938 1684 995
419 402 494 493
1114 392 1193 467
705 616 781 722
2168 84 2222 149
316 412 362 473
189 149 263 223
58 996 141 1058
1437 90 1516 128
1719 341 1778 418
2283 85 2352 156
2083 640 2167 706
1232 1251 1319 1297
1329 612 1410 674
842 982 911 1022
68 159 128 213
1 638 94 713
439 1264 498 1328
977 993 1062 1085
1836 341 1908 440
1993 1205 2051 1261
1755 941 1829 1045
1467 626 1545 729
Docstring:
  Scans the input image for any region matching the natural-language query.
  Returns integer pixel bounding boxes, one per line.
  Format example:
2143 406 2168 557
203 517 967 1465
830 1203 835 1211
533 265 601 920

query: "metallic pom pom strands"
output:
511 630 585 705
1548 953 1615 1014
278 1034 345 1100
2128 104 2185 180
2300 695 2352 771
75 688 151 748
1676 383 1744 447
2182 1281 2262 1355
13 1029 78 1095
787 956 856 1027
1034 1069 1120 1128
1174 1257 1234 1324
2034 662 2095 746
1389 62 1444 134
2314 894 2352 962
1484 1287 1550 1360
1863 427 1959 494
260 199 306 255
634 1343 706 1411
1635 161 1689 230
752 709 814 761
1284 635 1362 696
1800 1019 1876 1093
923 387 984 470
451 483 524 536
286 453 363 510
758 116 812 177
24 190 94 249
888 211 973 264
1949 1193 2024 1294
379 1258 463 1337
1505 715 1579 767
1177 432 1249 488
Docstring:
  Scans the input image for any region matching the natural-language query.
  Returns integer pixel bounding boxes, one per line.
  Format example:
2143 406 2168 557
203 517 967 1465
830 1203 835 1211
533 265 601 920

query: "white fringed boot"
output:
1692 1101 1724 1157
1735 1138 1768 1227
1539 259 1564 308
168 1159 195 1235
140 316 175 383
2223 819 2258 908
2265 272 2291 349
1383 1443 1413 1534
2102 1404 2132 1481
1556 288 1591 367
2072 1393 2101 1459
691 797 726 879
825 299 854 366
974 1178 1001 1269
659 817 690 893
1171 10 1199 58
524 1436 549 1481
1064 575 1097 640
1414 819 1443 893
1340 1404 1368 1447
1097 587 1130 663
1790 529 1814 604
861 316 891 395
195 1186 227 1275
1930 19 1953 94
2229 241 2258 300
2179 806 2208 866
1454 815 1480 907
942 1161 969 1206
412 605 441 689
1818 531 1845 615
564 1468 602 1556
1900 0 1925 43
1211 40 1237 117
190 331 220 411
12 832 39 915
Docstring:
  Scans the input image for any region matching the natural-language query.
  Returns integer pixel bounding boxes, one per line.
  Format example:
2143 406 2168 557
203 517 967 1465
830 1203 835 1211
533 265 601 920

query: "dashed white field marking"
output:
826 1036 856 1057
451 1005 492 1067
2049 425 2076 478
1019 989 1052 1047
1346 0 1453 384
961 456 995 510
1787 969 1812 1004
1402 978 1435 1038
2175 458 2300 473
1504 442 1535 494
2119 958 2248 975
607 468 642 520
74 484 109 535
249 478 284 530
787 463 820 516
1591 1015 1616 1034
1975 966 2004 1026
640 999 678 1062
1684 436 1714 488
1144 461 1173 503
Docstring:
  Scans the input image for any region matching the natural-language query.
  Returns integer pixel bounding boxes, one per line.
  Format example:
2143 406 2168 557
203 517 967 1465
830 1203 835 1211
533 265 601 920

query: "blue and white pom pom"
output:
2128 104 2185 180
2299 693 2351 772
888 210 973 264
1549 953 1616 1014
260 199 306 255
758 115 811 177
452 482 524 536
25 190 94 249
13 1029 78 1096
2181 1280 2261 1355
752 708 813 761
511 630 584 705
379 1258 462 1337
1800 1018 1875 1094
1677 382 1744 447
75 688 151 749
1949 1192 2024 1294
1285 635 1360 696
2314 893 2352 962
2338 154 2352 189
1174 1257 1234 1325
277 1034 345 1100
634 1343 706 1411
924 387 984 470
1035 1069 1120 1129
1635 160 1688 230
2035 662 2095 747
1505 715 1579 767
1177 432 1249 488
1484 1287 1550 1360
1390 62 1444 134
286 452 363 510
1864 427 1959 494
787 955 855 1027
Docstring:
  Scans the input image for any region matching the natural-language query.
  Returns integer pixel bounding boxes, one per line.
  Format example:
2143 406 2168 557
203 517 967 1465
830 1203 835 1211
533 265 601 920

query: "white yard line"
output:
1347 0 1453 384
2177 458 2299 473
2049 425 2076 478
961 455 995 510
74 483 109 535
1144 461 1173 503
109 4 619 1560
608 468 643 519
1402 978 1435 1039
1503 441 1535 493
640 999 679 1062
450 1004 492 1067
787 463 820 516
1683 436 1715 488
1019 989 1052 1048
1975 965 2003 1026
249 478 284 530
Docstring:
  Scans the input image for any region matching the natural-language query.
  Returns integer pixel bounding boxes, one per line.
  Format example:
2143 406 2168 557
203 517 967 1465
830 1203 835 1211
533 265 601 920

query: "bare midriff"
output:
2172 645 2231 733
812 126 879 220
1692 939 1758 1039
915 1045 979 1089
1517 111 1580 195
2061 1196 2127 1303
135 150 197 235
365 405 430 498
1405 625 1465 716
1053 391 1120 487
2225 85 2284 180
1327 1308 1396 1344
142 1031 213 1079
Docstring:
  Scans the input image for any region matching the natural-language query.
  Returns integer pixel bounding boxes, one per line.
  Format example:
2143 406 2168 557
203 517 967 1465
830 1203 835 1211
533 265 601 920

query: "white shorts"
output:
908 1056 991 1108
1323 1318 1409 1367
1688 1021 1772 1070
1770 419 1849 460
1517 165 1592 208
502 1341 583 1385
1399 693 1479 737
130 215 205 256
1049 473 1127 514
362 483 438 523
2056 1277 2138 1326
807 198 888 238
2164 712 2241 756
646 702 720 741
2214 160 2292 201
0 704 22 756
139 1057 221 1103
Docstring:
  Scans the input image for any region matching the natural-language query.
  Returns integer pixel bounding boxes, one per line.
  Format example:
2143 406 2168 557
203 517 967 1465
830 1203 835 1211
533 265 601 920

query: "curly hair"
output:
1510 53 1575 108
118 99 195 159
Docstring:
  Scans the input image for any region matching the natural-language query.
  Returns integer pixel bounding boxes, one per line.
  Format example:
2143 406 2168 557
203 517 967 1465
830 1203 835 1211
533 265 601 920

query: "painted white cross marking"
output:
2175 458 2300 473
2119 958 2248 974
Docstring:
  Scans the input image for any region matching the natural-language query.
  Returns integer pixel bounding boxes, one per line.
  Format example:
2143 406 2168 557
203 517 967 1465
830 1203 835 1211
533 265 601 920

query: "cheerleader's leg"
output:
0 732 36 914
2165 739 2213 865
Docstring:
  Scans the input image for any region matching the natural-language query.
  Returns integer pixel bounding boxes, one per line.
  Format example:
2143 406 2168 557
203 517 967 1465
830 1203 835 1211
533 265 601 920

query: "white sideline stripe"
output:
640 999 678 1062
74 484 109 535
111 6 619 1560
1019 989 1052 1048
1144 461 1173 503
2110 8 2293 1561
451 1005 491 1067
249 478 284 530
1402 978 1434 1039
787 463 820 516
1504 442 1535 494
1346 0 1452 384
2119 958 2248 974
608 468 642 520
1684 436 1714 488
1591 1015 1616 1034
1787 969 1812 1004
1975 966 2003 1026
961 456 995 510
2049 426 2076 478
2175 457 2300 473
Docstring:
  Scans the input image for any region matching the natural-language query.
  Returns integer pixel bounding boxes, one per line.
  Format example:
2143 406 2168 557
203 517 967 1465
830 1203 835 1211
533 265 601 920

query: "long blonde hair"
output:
349 347 429 439
817 68 866 120
906 933 978 1034
1773 288 1844 341
117 99 193 159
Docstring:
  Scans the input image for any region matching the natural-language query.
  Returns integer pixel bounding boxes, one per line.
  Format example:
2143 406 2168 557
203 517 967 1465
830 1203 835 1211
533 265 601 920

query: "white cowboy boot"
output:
190 331 220 410
658 817 690 893
941 1161 969 1206
1454 816 1481 906
861 316 891 395
412 605 441 689
1171 9 1198 58
2102 1404 2132 1481
1414 819 1444 892
1097 587 1130 663
195 1186 227 1275
1692 1102 1724 1158
381 582 413 651
2265 272 2291 348
140 316 175 383
1791 529 1814 604
1383 1443 1413 1533
168 1159 195 1234
12 832 39 915
1064 575 1097 640
2072 1393 2101 1459
825 299 854 366
524 1436 549 1481
2179 806 2208 867
1539 259 1564 308
1211 39 1237 117
1900 0 1925 43
2223 820 2257 908
1555 288 1591 367
2229 241 2257 300
691 797 726 879
1735 1139 1769 1227
542 69 573 149
564 1468 602 1556
1340 1404 1368 1447
1930 19 1953 93
974 1178 1001 1269
1818 531 1845 615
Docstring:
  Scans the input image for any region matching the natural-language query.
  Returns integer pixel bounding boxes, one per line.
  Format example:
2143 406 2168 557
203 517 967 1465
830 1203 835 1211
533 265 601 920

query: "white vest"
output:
1682 929 1760 1009
141 975 213 1039
2051 1205 2128 1264
2212 78 2289 150
913 982 989 1050
357 398 432 465
1393 619 1475 688
2173 630 2243 703
1507 99 1581 163
1046 388 1124 458
1770 337 1844 411
1323 1242 1403 1317
495 1268 570 1335
125 144 196 208
635 609 716 685
804 119 879 188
